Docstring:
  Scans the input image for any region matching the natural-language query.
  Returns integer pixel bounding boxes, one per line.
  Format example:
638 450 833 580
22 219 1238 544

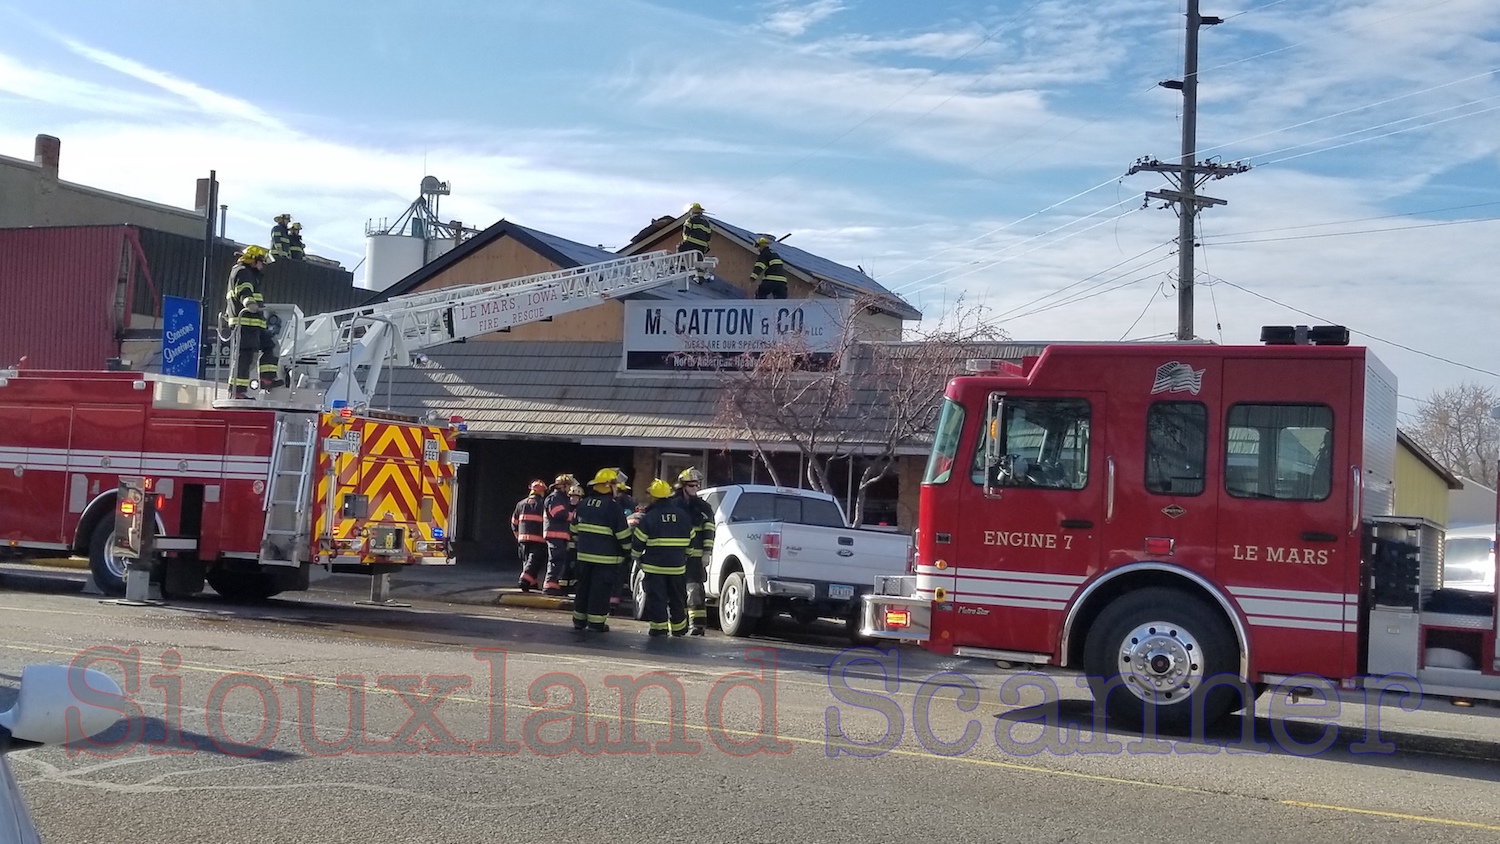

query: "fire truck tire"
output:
718 571 760 637
1083 588 1240 732
206 569 283 602
87 519 127 597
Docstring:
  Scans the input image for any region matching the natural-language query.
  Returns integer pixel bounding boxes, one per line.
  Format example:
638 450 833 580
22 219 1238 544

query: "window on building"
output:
971 398 1091 490
1225 404 1333 501
1146 402 1208 496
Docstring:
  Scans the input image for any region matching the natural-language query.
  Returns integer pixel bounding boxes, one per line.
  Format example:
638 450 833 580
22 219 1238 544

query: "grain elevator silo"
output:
360 176 481 293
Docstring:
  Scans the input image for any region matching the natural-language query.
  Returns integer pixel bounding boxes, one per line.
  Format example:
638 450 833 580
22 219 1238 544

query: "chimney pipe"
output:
33 135 60 180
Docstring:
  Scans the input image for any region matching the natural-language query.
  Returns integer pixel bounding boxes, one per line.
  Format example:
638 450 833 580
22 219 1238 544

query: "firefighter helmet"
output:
689 202 703 214
588 468 618 488
648 478 673 499
755 236 771 248
612 469 630 491
677 467 704 486
290 222 302 230
554 473 575 487
568 484 583 497
529 480 547 495
240 245 269 263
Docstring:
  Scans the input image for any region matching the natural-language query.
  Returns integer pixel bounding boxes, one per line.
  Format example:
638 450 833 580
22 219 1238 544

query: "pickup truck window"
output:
729 492 847 528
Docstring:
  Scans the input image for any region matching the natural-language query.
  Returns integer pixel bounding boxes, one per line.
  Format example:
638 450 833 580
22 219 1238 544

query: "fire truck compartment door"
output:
1215 357 1355 680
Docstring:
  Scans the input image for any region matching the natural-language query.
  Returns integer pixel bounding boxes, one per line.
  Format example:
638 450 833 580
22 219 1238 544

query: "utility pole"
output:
1128 0 1248 341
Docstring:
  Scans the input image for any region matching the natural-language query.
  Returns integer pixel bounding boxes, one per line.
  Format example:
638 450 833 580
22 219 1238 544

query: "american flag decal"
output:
1151 361 1204 395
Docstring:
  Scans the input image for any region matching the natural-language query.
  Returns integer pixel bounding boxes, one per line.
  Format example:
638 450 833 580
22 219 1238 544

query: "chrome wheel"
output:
1117 621 1203 705
101 531 127 580
722 579 741 628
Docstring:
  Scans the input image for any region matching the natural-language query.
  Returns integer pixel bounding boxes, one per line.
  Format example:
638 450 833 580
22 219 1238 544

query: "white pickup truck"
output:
694 484 913 639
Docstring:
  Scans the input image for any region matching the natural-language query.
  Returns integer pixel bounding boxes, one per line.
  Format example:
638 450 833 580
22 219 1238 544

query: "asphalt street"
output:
2 569 1499 843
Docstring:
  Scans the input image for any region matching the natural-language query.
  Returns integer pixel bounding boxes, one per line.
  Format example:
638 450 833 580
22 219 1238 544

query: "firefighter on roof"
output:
513 481 548 591
570 469 632 633
678 202 712 283
677 467 714 635
751 236 788 299
634 478 693 637
270 214 292 257
287 222 306 261
224 245 282 399
542 474 577 595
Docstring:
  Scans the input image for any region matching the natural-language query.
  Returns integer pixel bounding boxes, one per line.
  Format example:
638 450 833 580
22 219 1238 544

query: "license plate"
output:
828 584 855 600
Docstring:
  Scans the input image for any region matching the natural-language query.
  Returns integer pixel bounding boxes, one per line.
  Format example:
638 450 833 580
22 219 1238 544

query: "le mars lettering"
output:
1232 544 1331 566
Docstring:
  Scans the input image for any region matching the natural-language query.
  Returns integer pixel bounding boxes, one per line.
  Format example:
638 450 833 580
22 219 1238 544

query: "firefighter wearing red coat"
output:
512 480 547 591
542 474 577 595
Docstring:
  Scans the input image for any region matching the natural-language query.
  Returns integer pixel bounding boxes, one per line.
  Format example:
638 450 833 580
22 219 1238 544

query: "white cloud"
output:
763 0 846 38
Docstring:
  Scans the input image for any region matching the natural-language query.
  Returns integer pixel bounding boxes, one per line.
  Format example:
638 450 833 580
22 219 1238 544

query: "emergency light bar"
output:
965 359 1025 375
1260 325 1350 346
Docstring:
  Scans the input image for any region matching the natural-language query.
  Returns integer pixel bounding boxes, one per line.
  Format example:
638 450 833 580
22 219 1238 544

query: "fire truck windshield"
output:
923 398 965 484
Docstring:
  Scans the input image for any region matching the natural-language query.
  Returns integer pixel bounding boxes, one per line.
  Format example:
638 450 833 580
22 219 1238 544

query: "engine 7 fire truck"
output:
861 325 1500 729
0 250 714 602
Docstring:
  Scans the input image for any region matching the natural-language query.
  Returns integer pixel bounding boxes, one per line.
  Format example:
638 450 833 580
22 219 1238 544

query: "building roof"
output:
1397 429 1464 490
624 214 923 321
367 218 744 305
382 339 1041 449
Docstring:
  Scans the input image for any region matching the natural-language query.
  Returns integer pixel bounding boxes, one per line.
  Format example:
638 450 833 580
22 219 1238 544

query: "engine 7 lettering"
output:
1231 544 1330 565
983 530 1073 550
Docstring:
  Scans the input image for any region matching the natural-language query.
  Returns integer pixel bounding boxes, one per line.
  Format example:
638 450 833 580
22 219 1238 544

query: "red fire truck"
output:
0 250 713 601
861 326 1500 728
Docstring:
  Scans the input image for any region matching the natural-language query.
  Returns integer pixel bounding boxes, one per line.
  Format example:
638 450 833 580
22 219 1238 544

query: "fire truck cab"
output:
862 326 1500 729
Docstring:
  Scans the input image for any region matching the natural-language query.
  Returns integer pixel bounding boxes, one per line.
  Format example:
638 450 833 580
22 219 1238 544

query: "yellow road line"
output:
3 641 1497 831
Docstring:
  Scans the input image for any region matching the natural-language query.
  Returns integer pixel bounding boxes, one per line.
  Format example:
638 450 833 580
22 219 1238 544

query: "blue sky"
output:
3 0 1499 420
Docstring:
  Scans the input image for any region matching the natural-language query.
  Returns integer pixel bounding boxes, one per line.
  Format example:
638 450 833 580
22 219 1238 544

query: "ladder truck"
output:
859 326 1500 730
0 250 715 602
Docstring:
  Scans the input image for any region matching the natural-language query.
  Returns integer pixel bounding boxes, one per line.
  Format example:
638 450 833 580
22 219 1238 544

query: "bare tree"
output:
711 294 1006 524
1408 382 1500 483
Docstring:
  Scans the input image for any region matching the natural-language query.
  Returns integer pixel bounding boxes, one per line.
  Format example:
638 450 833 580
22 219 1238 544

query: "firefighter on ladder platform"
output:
676 467 713 635
678 202 712 283
571 469 632 633
634 478 693 637
513 480 548 592
270 214 292 258
542 474 577 595
224 245 282 399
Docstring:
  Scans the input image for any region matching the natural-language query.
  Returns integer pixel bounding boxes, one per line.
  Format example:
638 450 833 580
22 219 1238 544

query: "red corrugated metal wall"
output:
0 226 131 369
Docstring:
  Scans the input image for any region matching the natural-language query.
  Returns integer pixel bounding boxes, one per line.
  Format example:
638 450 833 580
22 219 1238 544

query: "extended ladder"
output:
260 414 318 566
264 249 714 410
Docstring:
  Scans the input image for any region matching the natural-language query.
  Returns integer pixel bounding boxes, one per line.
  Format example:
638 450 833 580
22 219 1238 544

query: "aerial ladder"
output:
216 249 717 410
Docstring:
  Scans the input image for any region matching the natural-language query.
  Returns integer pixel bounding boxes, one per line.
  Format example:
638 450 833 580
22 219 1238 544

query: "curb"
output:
28 557 90 571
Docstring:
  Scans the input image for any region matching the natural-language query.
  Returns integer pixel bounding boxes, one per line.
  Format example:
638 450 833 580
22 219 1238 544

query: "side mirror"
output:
0 664 124 750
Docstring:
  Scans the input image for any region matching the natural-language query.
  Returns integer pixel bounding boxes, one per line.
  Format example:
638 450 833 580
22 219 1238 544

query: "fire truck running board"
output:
260 414 318 566
953 647 1053 665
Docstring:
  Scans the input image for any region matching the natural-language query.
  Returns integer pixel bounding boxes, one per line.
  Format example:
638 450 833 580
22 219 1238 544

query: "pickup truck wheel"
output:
719 571 758 637
1082 587 1241 733
87 518 127 597
206 569 283 602
630 566 648 621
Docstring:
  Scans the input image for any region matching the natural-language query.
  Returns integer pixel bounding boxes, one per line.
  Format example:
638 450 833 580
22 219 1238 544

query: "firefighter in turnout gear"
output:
542 474 577 595
270 215 292 257
287 222 306 260
513 481 548 591
612 468 639 611
678 203 712 283
752 237 788 299
633 479 693 637
570 469 633 632
676 467 714 635
224 245 281 399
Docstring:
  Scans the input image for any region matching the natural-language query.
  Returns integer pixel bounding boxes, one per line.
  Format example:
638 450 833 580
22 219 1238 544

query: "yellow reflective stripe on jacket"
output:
641 563 687 575
574 523 617 536
577 552 624 564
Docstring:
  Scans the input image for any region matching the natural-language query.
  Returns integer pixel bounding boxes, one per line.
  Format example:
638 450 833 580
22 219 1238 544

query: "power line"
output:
1251 97 1500 166
1201 199 1500 239
982 240 1176 321
1202 214 1500 245
1120 281 1165 340
1213 278 1500 379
